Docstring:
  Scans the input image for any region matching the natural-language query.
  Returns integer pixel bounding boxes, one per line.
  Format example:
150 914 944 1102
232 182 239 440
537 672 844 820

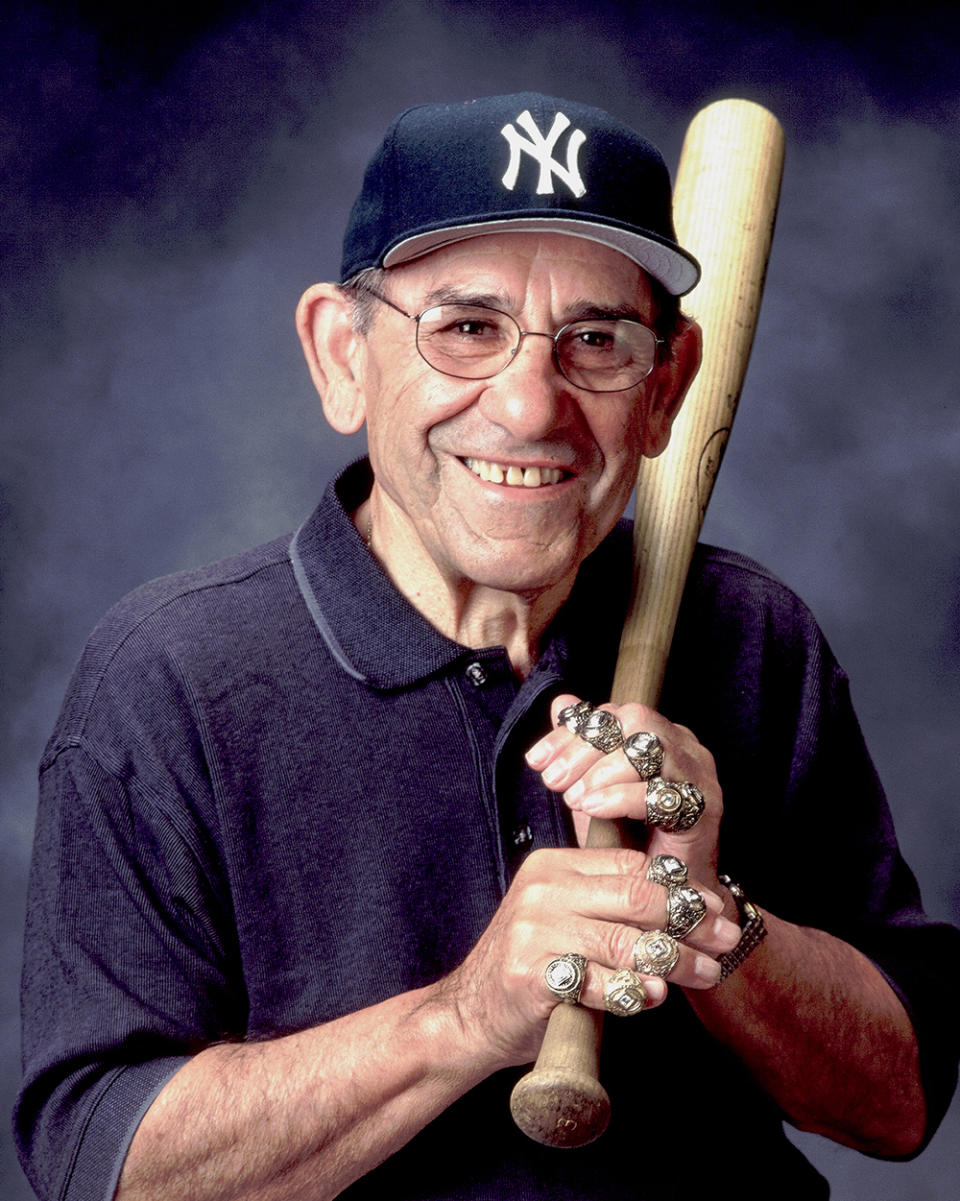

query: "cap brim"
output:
382 216 700 297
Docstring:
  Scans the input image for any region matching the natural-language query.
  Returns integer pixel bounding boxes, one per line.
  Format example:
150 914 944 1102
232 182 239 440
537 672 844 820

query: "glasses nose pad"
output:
509 329 565 380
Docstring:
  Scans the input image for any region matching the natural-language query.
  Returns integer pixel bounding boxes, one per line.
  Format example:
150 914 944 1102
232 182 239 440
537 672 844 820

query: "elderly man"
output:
16 94 959 1201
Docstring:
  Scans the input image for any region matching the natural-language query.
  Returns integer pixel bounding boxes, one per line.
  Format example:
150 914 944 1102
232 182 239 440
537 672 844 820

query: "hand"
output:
525 694 725 893
435 840 739 1073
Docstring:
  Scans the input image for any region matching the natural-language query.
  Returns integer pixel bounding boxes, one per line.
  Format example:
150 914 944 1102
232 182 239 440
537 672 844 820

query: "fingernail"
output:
644 978 667 1004
525 742 550 768
542 761 566 787
695 955 722 983
714 917 741 950
565 779 584 804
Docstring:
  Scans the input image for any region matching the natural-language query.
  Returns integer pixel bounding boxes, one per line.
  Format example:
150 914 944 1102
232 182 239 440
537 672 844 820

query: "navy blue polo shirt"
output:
16 458 960 1201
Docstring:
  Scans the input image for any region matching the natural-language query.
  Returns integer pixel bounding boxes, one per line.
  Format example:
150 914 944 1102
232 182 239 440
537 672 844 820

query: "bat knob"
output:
509 1068 611 1148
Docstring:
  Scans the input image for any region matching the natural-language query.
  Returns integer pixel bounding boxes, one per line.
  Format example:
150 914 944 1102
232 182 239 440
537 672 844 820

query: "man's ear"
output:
295 282 367 434
639 316 702 458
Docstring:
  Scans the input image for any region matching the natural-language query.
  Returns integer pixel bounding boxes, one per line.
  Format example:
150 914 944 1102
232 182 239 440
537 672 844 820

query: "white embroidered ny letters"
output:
500 110 587 198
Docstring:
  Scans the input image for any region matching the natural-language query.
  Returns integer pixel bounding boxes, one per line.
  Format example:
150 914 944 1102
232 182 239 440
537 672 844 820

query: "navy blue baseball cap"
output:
340 92 700 296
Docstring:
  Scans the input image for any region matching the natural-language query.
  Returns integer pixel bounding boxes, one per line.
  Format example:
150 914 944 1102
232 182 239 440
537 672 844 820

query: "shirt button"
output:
512 824 533 849
465 662 488 686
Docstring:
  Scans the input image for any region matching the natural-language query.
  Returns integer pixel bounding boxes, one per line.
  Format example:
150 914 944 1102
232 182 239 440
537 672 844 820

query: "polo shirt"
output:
16 458 960 1201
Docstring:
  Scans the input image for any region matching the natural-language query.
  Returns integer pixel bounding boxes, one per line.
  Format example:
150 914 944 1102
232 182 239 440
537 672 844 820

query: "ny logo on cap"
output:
500 109 587 198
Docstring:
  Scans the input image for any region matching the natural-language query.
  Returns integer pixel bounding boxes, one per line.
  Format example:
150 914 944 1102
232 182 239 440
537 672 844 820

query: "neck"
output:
354 495 572 678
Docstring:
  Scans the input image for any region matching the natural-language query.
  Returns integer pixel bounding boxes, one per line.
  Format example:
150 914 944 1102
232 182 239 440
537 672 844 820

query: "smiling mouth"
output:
463 457 567 487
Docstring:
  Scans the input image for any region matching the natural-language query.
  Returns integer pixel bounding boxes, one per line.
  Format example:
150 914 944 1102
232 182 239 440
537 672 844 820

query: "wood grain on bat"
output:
509 99 785 1148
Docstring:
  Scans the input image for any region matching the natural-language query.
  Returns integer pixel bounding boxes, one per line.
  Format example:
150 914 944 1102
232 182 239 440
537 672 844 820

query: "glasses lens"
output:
416 305 518 378
557 320 658 391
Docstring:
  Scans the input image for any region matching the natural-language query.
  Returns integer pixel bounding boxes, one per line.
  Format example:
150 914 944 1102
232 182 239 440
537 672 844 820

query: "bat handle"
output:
508 815 622 1148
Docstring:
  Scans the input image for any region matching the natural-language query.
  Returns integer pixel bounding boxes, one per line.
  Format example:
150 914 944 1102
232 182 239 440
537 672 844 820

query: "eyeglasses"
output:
362 288 663 393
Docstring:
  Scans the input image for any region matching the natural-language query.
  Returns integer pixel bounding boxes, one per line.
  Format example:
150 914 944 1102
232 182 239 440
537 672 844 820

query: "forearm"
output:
116 835 734 1201
533 697 929 1157
116 984 487 1201
687 907 926 1157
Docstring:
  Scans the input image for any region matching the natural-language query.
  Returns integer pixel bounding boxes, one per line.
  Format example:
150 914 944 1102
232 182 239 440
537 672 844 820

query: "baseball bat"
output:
509 98 785 1148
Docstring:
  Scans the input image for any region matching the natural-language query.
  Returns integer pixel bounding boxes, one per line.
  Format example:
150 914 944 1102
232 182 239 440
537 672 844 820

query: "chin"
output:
452 545 581 597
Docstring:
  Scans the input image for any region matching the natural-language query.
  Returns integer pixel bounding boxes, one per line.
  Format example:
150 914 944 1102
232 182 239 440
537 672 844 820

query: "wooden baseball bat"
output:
509 98 785 1148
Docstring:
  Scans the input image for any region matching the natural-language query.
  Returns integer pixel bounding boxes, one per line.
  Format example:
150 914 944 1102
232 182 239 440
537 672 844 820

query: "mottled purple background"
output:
2 2 958 1195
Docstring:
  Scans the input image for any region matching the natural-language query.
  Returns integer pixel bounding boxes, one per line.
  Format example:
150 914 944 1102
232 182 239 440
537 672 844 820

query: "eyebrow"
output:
567 299 649 323
421 287 649 325
422 286 511 310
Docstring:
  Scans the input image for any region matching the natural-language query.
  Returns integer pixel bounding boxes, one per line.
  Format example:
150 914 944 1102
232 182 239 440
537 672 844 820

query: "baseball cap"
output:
340 92 700 296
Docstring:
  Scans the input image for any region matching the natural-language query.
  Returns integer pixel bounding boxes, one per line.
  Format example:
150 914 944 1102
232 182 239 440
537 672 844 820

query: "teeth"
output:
464 458 563 487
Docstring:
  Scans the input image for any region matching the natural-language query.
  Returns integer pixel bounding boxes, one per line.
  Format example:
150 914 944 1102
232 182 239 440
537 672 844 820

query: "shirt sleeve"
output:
780 654 960 1157
670 551 960 1158
15 735 244 1201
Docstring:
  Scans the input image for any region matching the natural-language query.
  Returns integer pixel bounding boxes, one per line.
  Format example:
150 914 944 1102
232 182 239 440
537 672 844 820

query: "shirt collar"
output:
290 457 632 695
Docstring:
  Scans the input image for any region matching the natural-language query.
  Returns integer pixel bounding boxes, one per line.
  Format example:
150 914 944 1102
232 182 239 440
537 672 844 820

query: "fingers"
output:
526 694 720 834
540 951 669 1012
582 965 667 1014
445 844 738 1068
515 847 740 960
539 915 725 1026
577 925 724 990
560 884 737 966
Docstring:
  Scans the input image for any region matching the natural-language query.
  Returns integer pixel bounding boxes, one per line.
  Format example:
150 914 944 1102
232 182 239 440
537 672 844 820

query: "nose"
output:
477 331 570 441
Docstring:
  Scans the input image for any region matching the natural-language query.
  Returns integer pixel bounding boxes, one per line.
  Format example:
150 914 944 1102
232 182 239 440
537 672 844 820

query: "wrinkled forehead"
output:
383 229 657 312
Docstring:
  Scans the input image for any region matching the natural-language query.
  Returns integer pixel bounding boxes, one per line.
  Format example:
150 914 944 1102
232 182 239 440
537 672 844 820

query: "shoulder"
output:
44 535 297 763
589 521 826 639
106 535 294 631
664 542 849 758
89 534 296 663
597 527 843 694
683 542 831 654
688 541 810 606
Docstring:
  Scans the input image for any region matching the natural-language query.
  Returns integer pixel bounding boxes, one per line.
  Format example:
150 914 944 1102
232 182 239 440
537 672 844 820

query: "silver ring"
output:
622 731 664 780
579 709 624 753
644 777 685 829
632 929 680 978
544 952 587 1004
675 782 705 831
646 853 688 887
666 885 707 940
602 969 648 1016
558 700 594 734
645 778 705 832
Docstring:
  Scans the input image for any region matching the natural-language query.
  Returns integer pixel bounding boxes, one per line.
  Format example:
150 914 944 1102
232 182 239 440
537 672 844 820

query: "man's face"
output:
354 232 690 598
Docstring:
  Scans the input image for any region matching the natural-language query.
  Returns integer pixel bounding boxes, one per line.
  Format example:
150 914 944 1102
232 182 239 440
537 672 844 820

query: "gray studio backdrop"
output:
3 2 958 1197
